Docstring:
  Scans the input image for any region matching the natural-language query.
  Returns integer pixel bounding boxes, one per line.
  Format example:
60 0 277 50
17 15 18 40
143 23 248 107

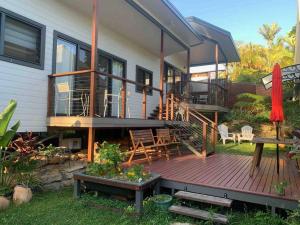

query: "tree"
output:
229 24 295 83
259 23 281 47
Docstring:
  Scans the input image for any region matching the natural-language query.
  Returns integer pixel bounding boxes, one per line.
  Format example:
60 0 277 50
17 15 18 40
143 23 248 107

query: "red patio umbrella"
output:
270 63 284 174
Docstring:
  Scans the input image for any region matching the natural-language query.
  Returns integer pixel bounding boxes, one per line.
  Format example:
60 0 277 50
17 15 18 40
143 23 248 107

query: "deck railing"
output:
47 70 162 119
165 93 216 156
184 79 229 107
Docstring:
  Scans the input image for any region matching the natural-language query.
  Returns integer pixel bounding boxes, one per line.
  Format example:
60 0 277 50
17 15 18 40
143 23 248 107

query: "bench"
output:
156 128 181 156
128 129 169 164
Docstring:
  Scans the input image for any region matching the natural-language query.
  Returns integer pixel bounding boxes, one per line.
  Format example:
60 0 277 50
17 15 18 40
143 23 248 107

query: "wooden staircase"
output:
148 93 217 158
169 191 232 224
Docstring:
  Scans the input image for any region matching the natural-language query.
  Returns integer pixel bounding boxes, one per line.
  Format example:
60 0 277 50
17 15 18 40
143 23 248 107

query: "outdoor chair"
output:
55 82 88 116
156 128 181 156
237 125 254 144
128 129 169 165
103 88 121 118
218 124 236 145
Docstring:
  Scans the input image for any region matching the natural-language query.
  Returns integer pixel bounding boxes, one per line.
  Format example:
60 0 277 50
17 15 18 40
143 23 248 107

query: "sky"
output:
169 0 297 46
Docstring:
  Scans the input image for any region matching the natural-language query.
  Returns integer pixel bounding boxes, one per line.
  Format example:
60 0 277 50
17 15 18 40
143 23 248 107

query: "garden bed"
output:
73 172 161 213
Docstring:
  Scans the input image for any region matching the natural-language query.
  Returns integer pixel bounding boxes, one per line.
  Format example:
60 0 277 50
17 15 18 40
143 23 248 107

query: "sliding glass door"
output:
55 38 77 115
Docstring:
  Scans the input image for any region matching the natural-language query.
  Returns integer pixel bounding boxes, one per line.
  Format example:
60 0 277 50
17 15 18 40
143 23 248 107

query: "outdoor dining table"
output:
249 137 295 177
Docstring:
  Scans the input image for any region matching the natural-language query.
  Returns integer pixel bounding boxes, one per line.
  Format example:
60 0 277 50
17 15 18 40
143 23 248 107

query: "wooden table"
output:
249 137 295 177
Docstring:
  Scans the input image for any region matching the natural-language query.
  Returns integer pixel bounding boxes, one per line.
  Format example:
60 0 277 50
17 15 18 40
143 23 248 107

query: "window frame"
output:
135 65 153 96
52 30 127 78
0 7 46 70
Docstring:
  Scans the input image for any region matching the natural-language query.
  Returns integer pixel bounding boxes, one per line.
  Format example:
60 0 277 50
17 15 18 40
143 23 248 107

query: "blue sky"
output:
169 0 297 46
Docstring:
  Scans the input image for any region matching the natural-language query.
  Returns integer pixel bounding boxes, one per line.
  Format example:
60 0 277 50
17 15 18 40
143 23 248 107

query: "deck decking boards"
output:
145 154 300 205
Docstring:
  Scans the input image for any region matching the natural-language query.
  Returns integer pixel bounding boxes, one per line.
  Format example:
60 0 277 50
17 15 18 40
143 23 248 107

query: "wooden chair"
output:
237 125 254 144
156 128 182 156
128 129 168 164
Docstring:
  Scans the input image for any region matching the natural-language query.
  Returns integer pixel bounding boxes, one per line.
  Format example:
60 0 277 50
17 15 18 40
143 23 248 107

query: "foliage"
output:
124 164 150 182
225 93 270 126
9 132 38 156
86 142 151 182
96 141 125 172
274 181 288 196
38 144 64 158
0 100 20 148
287 202 300 225
229 24 295 82
0 116 39 192
259 23 281 48
1 188 297 225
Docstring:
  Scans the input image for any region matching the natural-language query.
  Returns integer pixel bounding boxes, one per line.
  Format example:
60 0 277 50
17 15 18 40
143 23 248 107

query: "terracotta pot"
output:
0 196 10 211
13 185 32 205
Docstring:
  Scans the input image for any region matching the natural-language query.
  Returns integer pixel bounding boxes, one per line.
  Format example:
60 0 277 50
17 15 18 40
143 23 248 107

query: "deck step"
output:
169 205 229 224
175 191 233 207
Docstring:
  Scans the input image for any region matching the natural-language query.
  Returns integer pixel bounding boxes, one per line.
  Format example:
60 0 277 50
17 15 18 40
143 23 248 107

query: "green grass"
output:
216 142 288 157
0 188 296 225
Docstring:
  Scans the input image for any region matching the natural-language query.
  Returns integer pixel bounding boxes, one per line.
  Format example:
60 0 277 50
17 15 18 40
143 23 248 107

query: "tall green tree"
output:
229 24 295 83
259 23 281 47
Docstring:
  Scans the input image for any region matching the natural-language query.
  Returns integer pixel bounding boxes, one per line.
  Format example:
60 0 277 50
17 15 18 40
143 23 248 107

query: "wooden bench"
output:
156 128 181 156
128 129 169 164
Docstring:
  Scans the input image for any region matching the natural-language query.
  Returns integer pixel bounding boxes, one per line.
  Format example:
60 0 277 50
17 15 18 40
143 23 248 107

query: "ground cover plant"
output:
1 188 298 225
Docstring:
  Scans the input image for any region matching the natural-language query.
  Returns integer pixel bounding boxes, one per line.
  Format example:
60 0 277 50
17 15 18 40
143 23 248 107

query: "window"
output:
164 62 184 95
0 8 45 69
136 66 153 95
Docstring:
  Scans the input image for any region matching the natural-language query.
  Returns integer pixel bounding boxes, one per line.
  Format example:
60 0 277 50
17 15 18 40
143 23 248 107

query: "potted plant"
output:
152 194 173 209
274 181 288 196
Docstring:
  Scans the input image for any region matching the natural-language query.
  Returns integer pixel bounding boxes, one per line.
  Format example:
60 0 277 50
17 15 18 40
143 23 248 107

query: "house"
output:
0 0 239 160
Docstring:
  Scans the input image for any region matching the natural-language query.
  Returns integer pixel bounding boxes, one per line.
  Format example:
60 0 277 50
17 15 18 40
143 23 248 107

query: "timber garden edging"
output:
73 172 161 213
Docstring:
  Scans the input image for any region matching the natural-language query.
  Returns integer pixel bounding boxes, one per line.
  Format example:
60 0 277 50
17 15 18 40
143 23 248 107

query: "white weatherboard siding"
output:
0 0 186 132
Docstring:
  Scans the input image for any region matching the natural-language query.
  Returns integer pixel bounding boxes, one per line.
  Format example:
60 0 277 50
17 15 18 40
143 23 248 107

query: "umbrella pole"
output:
276 122 280 174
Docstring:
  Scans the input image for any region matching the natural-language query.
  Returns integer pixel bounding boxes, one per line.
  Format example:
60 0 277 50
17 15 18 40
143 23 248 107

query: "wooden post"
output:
215 44 219 105
142 87 147 119
208 72 211 104
214 111 218 149
47 77 54 117
170 93 174 120
202 122 207 157
159 30 164 120
225 62 229 107
121 80 126 119
88 0 99 162
186 105 189 122
186 49 191 102
166 95 169 120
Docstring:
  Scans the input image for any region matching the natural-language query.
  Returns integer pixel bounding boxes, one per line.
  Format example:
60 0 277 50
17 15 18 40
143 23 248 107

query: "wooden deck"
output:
145 154 300 210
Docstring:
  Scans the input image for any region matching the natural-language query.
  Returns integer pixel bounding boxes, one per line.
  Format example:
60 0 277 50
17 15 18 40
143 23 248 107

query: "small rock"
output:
0 197 10 211
62 179 73 187
13 186 32 205
39 170 62 184
43 182 63 190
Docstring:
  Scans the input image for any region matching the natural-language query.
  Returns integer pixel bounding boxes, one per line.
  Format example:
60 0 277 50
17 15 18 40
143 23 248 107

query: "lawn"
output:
0 188 296 225
216 142 288 157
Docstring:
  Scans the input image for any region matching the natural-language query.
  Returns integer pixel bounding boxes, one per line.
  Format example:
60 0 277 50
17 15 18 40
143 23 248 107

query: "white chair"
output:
237 125 254 144
55 82 82 116
218 124 236 145
175 106 186 121
103 89 121 118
